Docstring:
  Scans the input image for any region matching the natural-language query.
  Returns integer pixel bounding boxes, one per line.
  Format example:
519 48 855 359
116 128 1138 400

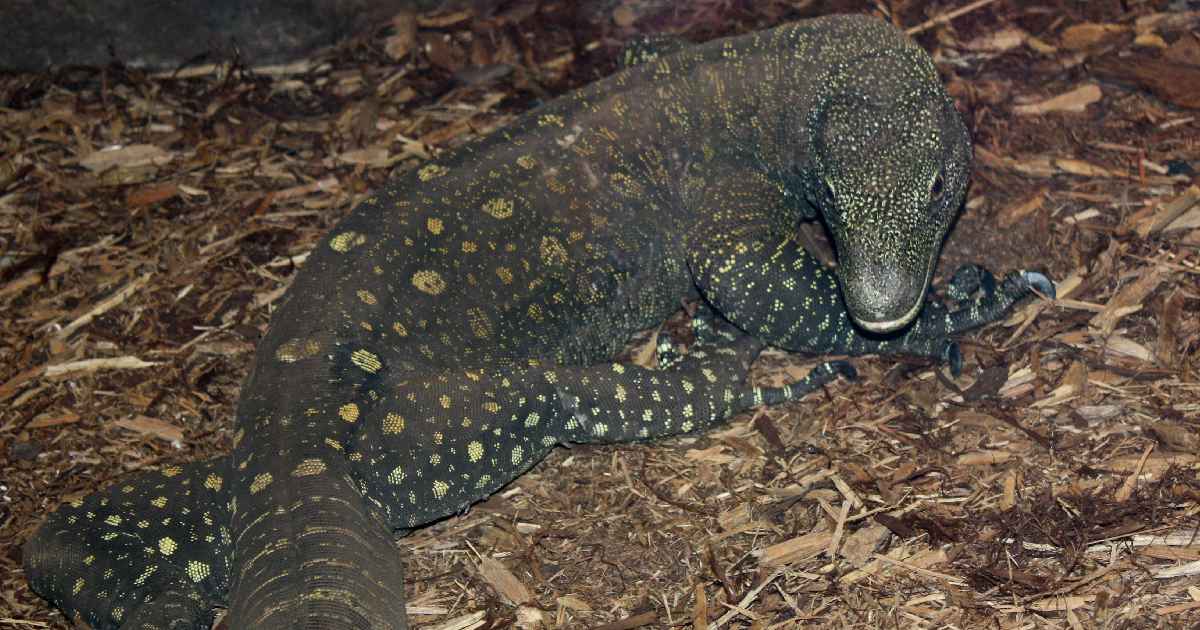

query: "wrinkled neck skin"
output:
795 52 972 334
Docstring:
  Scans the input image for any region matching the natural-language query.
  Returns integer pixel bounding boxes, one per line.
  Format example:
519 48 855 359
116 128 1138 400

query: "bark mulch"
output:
2 1 1198 628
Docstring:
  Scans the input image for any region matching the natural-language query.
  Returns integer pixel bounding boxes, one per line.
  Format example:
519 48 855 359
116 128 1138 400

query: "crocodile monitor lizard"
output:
25 14 1052 629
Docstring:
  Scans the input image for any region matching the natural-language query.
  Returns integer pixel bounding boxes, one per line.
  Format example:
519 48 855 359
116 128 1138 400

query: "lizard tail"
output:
23 458 232 629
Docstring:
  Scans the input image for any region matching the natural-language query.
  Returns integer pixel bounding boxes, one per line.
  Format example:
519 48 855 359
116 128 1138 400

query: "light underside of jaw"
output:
853 295 924 333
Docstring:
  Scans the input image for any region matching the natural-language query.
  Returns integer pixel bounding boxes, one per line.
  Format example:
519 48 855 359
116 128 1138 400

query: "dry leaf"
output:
840 522 891 566
1028 595 1095 611
1013 84 1102 115
385 11 418 60
1135 186 1200 237
27 412 81 429
1060 23 1127 50
1104 335 1157 363
997 188 1046 227
1091 267 1167 335
45 356 161 377
964 27 1027 52
1053 158 1115 178
80 144 172 172
1091 55 1200 110
126 182 179 207
1149 422 1199 453
477 557 531 605
685 444 736 465
337 147 390 167
757 530 831 566
957 450 1013 466
113 415 185 443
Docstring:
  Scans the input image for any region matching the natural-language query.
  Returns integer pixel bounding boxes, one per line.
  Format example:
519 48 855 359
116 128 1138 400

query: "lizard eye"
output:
930 172 945 202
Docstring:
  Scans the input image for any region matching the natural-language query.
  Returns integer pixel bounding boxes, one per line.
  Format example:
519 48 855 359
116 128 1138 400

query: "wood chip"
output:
79 144 172 172
840 521 891 566
997 188 1046 227
56 272 154 340
112 415 185 444
1060 23 1127 50
26 411 81 429
1013 84 1102 115
1028 594 1096 611
476 557 531 605
385 11 418 60
962 27 1027 52
1116 444 1155 502
957 450 1013 465
1091 266 1167 335
756 530 832 566
44 355 161 377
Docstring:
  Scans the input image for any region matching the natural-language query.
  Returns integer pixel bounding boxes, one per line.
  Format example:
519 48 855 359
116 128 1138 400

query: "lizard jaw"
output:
852 296 923 333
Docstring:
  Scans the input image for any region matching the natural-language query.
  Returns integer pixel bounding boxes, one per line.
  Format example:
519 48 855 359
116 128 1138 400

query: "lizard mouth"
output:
851 297 923 333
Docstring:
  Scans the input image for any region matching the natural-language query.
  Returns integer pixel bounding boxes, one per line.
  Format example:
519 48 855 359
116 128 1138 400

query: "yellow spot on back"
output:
204 474 223 491
159 537 178 556
73 578 85 595
539 236 569 266
291 459 327 477
351 349 382 373
466 307 492 339
383 412 405 434
482 197 514 219
438 395 451 409
516 155 536 169
329 231 365 252
427 217 444 234
496 267 513 284
161 466 182 478
186 560 211 582
357 289 378 305
339 403 360 423
418 164 448 181
104 515 122 526
387 466 406 484
392 322 408 337
249 472 273 494
151 496 167 508
468 441 484 462
324 437 344 450
275 338 322 363
412 270 446 295
432 480 450 498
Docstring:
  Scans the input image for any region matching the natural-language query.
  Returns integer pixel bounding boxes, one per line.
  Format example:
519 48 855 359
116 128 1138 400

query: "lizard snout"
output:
837 262 927 334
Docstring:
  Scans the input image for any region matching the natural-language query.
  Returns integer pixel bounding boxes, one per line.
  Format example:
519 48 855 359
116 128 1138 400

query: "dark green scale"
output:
25 14 1051 630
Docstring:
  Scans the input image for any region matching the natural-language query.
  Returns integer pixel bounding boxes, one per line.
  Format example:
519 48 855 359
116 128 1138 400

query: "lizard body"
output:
25 14 1050 629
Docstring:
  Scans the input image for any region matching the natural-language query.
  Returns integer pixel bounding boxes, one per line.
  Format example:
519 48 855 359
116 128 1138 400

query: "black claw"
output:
942 341 962 377
978 268 997 295
1019 270 1056 299
832 360 858 381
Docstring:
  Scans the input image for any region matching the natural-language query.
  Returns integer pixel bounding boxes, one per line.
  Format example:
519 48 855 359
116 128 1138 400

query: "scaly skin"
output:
24 14 1051 629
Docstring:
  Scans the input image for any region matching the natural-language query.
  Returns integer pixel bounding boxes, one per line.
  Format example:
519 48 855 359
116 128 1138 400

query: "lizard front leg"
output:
348 338 853 529
682 166 1051 371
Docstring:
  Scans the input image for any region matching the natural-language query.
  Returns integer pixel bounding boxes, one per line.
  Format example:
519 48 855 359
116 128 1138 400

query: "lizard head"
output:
804 53 971 333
